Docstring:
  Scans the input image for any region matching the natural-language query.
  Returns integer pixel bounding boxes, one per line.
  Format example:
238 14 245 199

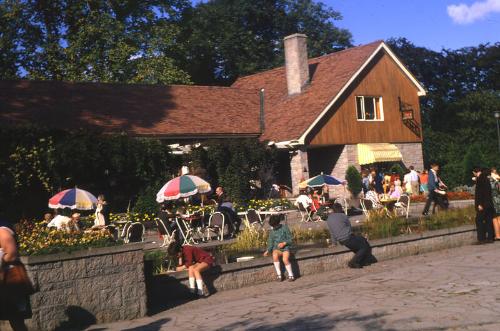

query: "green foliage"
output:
389 164 405 181
0 0 191 84
388 38 500 187
361 206 476 240
0 127 182 218
178 0 352 84
345 166 363 196
132 182 163 215
187 139 277 203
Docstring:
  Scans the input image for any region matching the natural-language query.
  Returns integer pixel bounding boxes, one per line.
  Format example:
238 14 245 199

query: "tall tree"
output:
0 0 192 84
178 0 352 85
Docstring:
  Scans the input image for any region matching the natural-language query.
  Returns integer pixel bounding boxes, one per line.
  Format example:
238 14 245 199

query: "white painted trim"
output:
298 42 426 144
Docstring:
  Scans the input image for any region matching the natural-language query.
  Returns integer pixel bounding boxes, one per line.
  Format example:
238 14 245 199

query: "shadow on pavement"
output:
216 312 400 331
122 318 171 331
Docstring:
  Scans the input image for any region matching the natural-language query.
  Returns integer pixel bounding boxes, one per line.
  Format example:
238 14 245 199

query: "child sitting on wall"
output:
263 215 295 281
167 241 215 297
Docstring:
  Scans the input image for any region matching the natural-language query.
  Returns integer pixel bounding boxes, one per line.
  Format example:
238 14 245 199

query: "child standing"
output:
167 242 215 297
263 215 295 281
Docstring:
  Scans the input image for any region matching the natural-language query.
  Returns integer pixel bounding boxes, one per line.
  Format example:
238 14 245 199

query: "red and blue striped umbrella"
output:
156 175 212 202
48 188 98 210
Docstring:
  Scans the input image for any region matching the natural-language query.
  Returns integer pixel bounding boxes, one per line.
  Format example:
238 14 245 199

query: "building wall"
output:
308 52 423 146
394 142 425 171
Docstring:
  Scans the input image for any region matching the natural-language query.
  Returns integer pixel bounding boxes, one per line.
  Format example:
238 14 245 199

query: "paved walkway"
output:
89 242 500 331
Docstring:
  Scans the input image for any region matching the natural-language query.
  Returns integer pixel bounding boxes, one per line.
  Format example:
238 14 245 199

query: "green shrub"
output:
389 164 405 181
346 166 363 196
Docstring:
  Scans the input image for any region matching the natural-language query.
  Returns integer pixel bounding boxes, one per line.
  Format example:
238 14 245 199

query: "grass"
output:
359 206 476 240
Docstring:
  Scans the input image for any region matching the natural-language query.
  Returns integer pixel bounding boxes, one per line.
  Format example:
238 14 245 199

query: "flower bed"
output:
410 191 474 203
16 220 118 256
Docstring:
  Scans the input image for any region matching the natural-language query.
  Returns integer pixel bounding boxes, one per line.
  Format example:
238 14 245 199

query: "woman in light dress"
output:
94 194 108 227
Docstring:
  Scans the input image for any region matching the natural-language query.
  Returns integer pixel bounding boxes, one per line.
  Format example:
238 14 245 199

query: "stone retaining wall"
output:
150 225 476 302
17 244 147 331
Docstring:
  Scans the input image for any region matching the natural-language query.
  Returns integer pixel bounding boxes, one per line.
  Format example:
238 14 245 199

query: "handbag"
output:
0 261 35 295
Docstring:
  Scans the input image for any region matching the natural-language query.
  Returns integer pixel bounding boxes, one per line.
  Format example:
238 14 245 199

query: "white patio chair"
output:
395 195 411 219
125 222 145 243
246 209 263 231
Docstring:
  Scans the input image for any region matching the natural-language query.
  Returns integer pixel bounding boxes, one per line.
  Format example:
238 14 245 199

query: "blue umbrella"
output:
299 174 346 188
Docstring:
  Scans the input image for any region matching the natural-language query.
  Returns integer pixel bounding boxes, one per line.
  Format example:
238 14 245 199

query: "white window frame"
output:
356 96 384 121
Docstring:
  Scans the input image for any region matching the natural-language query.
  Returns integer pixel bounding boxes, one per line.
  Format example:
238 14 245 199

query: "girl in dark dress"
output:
167 241 214 297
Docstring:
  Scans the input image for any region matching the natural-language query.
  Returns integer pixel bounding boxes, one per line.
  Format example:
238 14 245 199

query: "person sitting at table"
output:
47 213 81 232
389 183 403 199
295 189 313 212
365 183 383 209
167 240 215 297
215 186 241 237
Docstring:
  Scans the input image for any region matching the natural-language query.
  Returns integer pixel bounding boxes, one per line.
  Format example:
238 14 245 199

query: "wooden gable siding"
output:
307 51 423 146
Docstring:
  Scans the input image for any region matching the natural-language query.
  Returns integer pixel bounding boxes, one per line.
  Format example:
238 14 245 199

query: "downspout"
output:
259 88 265 134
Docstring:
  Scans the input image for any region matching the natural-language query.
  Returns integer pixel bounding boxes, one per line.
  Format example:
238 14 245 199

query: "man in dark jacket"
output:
422 162 447 216
473 167 495 244
326 203 377 268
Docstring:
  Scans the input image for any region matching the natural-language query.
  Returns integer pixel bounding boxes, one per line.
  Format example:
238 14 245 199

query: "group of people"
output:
159 186 242 243
361 165 428 199
165 201 376 298
43 194 110 232
294 186 331 221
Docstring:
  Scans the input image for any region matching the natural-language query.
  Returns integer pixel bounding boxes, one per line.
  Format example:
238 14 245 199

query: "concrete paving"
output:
88 242 500 331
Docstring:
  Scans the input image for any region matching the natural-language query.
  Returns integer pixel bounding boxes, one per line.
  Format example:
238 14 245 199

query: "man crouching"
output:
326 203 377 268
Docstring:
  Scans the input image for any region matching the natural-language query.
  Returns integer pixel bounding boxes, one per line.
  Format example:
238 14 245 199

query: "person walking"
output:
326 203 377 268
473 167 495 244
422 163 446 216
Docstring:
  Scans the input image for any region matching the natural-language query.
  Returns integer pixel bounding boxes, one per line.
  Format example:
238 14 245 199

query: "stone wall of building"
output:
328 144 359 199
290 148 309 195
394 142 424 171
18 244 147 331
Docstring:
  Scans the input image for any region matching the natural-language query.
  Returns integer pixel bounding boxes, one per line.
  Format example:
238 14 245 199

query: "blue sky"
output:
327 0 500 50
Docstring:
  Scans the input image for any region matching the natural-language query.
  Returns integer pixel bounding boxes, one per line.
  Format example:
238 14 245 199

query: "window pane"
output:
364 97 375 120
356 97 363 119
375 97 381 119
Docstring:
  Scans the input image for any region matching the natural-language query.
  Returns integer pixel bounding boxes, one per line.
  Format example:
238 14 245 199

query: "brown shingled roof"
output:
0 80 261 137
232 40 383 142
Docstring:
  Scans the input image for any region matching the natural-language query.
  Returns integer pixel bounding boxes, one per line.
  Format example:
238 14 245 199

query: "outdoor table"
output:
379 198 398 216
238 209 296 226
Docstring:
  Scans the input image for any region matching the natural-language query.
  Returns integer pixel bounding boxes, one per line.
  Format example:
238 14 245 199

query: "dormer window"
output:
356 96 384 121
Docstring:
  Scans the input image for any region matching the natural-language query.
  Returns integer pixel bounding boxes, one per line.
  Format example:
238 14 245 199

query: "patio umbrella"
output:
299 174 346 188
156 175 212 203
48 188 98 210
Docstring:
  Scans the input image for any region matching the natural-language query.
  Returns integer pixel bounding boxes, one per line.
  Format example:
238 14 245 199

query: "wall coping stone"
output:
20 242 146 265
168 224 475 280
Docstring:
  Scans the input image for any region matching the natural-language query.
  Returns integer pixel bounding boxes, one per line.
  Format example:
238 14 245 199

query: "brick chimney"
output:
284 33 310 95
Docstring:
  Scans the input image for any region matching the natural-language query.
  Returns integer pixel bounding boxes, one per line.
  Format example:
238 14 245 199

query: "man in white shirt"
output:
409 166 420 195
47 213 81 232
295 190 313 210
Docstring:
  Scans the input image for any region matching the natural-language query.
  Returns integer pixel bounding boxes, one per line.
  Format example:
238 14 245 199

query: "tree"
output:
345 166 362 197
178 0 352 85
0 0 192 84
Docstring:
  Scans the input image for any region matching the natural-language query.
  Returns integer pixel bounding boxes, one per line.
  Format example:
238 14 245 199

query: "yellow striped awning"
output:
357 143 402 165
